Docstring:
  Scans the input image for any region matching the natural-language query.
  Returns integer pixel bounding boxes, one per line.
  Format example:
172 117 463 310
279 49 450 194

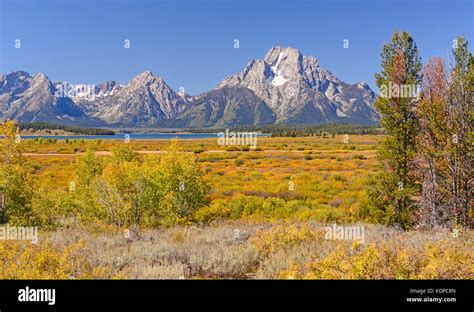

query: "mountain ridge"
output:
0 46 379 128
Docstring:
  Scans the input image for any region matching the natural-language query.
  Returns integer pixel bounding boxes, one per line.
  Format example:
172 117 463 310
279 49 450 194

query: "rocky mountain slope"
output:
0 71 88 124
217 46 379 124
0 46 379 128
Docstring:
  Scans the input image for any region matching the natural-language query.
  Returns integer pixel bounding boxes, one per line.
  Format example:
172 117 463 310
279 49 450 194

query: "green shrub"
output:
226 146 239 152
234 159 244 166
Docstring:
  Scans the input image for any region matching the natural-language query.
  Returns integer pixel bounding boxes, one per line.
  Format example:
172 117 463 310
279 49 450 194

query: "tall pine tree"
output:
367 31 422 228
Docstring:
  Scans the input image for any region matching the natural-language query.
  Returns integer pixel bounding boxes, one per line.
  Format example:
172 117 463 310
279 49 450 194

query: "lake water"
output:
21 133 270 140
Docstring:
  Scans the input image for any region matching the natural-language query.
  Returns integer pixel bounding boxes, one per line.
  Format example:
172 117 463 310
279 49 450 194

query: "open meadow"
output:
1 134 471 280
22 135 382 222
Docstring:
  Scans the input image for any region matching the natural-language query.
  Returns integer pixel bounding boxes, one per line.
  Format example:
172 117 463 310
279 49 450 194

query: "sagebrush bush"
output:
277 238 474 279
250 223 324 256
1 222 471 280
0 239 113 279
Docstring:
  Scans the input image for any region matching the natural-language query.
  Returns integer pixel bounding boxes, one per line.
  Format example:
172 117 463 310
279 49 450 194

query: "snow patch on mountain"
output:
270 52 288 86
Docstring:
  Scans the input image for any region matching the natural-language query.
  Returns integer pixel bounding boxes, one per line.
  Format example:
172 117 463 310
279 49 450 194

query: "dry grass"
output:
10 221 467 280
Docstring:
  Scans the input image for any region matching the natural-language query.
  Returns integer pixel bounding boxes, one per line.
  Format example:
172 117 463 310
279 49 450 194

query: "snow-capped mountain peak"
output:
0 46 379 127
217 46 378 123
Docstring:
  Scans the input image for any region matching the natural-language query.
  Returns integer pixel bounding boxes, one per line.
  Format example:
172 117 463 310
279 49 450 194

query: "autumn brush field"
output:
1 135 472 279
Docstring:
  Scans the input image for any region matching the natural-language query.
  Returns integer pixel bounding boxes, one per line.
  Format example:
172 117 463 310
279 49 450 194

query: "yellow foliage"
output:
417 241 474 279
250 223 324 256
277 239 474 280
0 239 113 279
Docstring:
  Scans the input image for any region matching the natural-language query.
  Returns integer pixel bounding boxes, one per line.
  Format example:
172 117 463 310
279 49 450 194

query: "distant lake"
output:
21 133 271 140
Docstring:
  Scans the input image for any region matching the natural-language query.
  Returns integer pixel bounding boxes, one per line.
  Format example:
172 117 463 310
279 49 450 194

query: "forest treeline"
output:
190 124 384 137
18 122 115 135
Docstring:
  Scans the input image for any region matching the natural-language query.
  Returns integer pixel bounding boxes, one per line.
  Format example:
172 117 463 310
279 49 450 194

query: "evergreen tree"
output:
367 31 422 228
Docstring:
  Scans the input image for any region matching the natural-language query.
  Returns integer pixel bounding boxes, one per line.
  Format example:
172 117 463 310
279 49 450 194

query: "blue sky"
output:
1 0 472 95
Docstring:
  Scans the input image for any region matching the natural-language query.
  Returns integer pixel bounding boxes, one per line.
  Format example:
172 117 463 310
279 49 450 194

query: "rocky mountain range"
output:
0 47 379 128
